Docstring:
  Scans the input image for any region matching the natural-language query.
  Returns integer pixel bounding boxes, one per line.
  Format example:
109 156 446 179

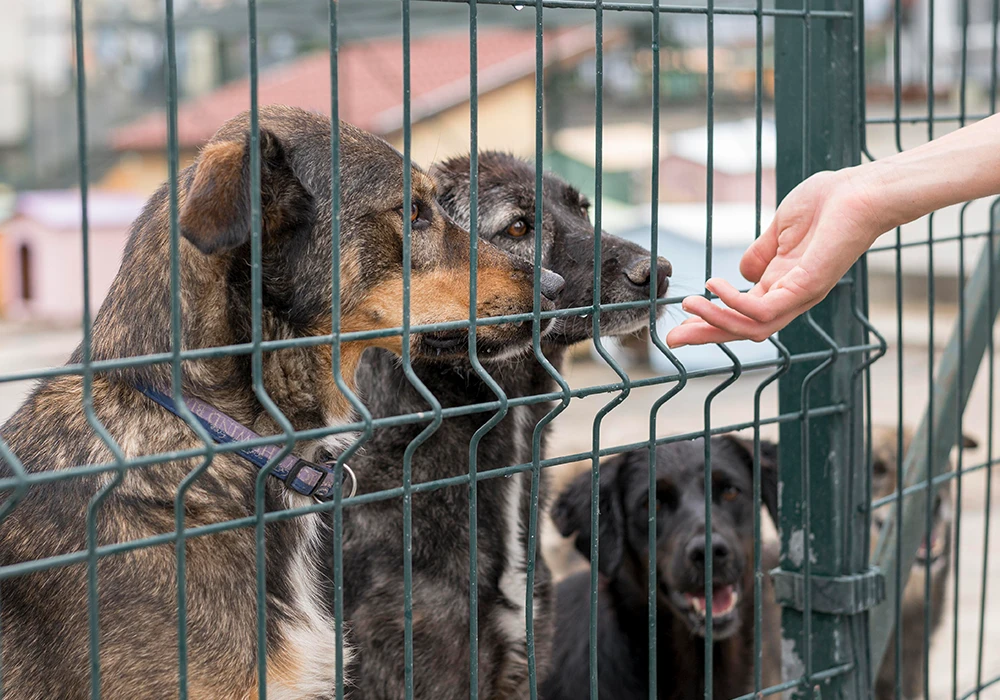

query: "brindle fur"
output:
0 107 549 700
543 437 780 700
870 425 975 700
337 152 671 699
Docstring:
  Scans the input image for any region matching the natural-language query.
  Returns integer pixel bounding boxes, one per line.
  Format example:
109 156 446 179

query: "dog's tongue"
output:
687 585 737 616
917 531 937 557
710 585 735 614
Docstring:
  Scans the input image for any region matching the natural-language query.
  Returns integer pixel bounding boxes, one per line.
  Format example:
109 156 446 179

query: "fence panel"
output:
1 0 998 698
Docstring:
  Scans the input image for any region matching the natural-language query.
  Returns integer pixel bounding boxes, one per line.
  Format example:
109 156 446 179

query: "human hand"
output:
666 167 885 348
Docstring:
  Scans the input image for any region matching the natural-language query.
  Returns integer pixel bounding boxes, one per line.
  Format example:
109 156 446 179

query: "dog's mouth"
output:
915 527 949 567
872 515 949 569
662 581 741 639
416 322 547 362
421 331 467 352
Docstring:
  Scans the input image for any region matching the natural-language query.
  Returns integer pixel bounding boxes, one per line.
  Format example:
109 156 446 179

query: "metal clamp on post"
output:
770 567 886 616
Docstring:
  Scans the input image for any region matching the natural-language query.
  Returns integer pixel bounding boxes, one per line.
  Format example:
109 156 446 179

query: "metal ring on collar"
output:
316 462 358 502
343 463 358 499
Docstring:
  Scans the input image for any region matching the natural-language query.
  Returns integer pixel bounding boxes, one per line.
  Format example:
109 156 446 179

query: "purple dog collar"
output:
136 386 357 501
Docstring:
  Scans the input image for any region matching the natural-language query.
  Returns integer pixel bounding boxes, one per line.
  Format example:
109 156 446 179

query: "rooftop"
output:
112 26 601 152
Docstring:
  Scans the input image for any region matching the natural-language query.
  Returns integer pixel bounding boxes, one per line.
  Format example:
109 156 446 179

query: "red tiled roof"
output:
112 26 600 152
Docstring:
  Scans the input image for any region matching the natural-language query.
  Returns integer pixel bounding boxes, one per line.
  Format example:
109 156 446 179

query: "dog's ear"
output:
428 156 471 219
180 128 314 255
551 455 628 578
719 434 779 525
428 156 469 190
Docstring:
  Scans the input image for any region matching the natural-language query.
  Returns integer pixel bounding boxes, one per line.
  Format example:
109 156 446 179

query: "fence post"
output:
772 0 877 696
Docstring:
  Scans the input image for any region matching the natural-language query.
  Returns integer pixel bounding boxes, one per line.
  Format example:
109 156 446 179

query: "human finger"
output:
665 319 744 348
739 222 779 283
705 278 804 325
679 295 780 343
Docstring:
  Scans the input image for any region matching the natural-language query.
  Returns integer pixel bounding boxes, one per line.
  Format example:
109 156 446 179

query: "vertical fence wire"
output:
976 16 1000 694
950 0 971 691
978 199 999 699
799 0 814 692
326 3 373 698
524 4 573 699
646 6 662 696
246 0 301 694
891 0 906 683
398 5 438 698
751 0 777 691
163 1 217 697
702 0 717 692
976 12 1000 695
921 0 937 687
465 3 486 697
525 8 573 695
72 0 129 695
588 2 636 697
643 4 692 698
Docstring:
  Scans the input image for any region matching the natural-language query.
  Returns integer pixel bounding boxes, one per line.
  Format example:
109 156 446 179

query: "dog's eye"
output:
398 203 420 223
654 487 673 511
507 220 529 237
721 485 739 502
873 460 888 478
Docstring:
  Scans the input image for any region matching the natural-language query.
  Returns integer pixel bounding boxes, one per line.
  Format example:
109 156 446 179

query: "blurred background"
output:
0 1 997 694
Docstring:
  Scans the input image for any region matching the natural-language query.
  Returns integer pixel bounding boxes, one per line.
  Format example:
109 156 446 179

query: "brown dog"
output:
0 106 558 699
870 425 976 700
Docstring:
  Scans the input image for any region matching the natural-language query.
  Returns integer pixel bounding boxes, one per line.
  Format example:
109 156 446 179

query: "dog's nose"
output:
685 536 732 567
624 256 672 297
540 269 565 301
655 258 672 296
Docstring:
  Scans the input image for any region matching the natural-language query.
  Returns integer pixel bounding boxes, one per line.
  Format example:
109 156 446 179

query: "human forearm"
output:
850 113 1000 237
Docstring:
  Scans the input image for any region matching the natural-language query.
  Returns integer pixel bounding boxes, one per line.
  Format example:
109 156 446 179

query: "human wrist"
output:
837 162 896 244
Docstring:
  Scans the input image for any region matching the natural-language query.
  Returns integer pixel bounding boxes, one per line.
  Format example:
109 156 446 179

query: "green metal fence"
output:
0 0 997 698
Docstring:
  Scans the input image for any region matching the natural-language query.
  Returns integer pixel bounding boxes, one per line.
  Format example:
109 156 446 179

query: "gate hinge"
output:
769 567 885 615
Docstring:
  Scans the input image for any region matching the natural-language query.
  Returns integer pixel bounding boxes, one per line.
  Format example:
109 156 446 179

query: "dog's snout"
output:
540 269 566 301
685 535 732 568
624 256 672 297
655 258 672 296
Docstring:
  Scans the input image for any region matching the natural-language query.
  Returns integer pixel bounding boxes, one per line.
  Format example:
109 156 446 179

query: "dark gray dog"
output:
337 152 671 699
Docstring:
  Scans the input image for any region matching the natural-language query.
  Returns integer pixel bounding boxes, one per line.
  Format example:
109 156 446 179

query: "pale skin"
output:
666 113 1000 348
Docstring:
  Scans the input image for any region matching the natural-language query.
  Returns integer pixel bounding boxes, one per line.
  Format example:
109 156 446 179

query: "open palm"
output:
666 169 882 347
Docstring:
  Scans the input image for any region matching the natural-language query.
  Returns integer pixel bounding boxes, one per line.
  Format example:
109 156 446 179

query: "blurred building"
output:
0 190 145 322
105 26 609 194
548 118 776 210
660 119 776 209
